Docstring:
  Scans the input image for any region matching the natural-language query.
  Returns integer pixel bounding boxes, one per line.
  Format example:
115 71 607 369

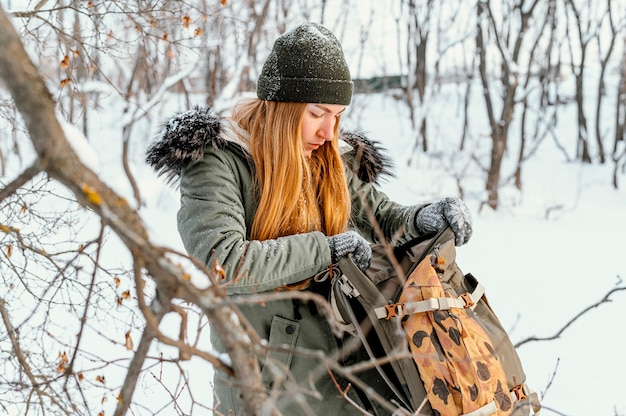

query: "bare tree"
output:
613 35 626 189
0 2 303 414
563 0 593 163
404 0 433 152
475 0 543 210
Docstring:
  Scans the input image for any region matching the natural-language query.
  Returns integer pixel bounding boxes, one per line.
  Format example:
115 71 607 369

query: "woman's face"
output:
300 103 346 157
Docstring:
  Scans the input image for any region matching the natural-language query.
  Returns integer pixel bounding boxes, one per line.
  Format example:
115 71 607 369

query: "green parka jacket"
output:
147 107 425 415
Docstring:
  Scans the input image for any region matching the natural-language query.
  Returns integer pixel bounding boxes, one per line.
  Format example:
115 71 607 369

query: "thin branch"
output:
0 298 73 415
0 163 41 202
515 284 626 348
114 290 168 415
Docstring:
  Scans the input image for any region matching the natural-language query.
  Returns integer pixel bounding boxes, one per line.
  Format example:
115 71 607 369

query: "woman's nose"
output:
318 117 335 141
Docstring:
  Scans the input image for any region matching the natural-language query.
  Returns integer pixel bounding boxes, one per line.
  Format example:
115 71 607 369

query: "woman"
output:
147 22 472 415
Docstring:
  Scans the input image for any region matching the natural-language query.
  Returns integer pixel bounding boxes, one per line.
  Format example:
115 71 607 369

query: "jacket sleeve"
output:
177 147 333 295
346 164 425 245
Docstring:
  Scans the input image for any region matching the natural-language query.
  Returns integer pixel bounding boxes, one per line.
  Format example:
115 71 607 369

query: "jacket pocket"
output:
260 315 301 389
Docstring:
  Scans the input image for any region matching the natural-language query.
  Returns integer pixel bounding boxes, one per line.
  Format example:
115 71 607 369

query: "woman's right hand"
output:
327 231 372 271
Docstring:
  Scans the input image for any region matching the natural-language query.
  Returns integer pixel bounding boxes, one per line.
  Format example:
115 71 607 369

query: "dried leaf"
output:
166 46 176 60
194 27 203 37
57 352 68 373
125 330 134 351
77 372 84 381
121 290 131 300
182 15 191 29
60 55 70 68
6 244 12 258
96 375 105 384
162 31 168 41
60 78 72 88
212 257 226 280
114 276 121 288
220 0 227 5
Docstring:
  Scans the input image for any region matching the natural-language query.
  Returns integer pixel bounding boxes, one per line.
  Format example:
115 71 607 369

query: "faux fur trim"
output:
145 106 394 184
340 129 394 183
146 106 223 184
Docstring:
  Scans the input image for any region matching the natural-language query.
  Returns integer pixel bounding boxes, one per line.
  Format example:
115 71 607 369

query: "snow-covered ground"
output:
4 79 624 415
128 86 626 415
344 92 626 416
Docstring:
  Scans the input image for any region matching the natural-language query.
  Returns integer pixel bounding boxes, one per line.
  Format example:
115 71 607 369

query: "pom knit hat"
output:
257 23 353 105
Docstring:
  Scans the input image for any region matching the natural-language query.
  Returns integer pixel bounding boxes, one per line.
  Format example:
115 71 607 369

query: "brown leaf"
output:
57 351 68 373
60 55 70 68
182 15 191 29
125 330 134 351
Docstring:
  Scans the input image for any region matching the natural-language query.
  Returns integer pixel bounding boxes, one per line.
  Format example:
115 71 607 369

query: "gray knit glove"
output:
415 197 473 246
327 231 372 271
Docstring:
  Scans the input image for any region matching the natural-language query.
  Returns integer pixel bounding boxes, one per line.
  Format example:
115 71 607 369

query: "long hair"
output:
232 98 350 241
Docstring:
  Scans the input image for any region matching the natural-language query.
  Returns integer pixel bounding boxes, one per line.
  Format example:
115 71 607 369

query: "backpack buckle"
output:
383 303 402 320
512 384 528 401
460 292 475 308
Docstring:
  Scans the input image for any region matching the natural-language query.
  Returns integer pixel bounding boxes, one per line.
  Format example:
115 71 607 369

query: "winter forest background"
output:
0 0 625 415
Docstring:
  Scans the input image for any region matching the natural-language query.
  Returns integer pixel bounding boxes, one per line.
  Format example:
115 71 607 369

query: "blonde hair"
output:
232 98 350 241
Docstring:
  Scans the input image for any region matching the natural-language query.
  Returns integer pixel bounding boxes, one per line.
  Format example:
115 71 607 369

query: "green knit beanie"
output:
257 23 353 105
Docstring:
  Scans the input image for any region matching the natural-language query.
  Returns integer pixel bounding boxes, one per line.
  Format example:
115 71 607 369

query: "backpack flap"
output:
333 254 432 414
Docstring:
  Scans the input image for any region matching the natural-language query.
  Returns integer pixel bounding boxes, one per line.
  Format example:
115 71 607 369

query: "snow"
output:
59 116 101 172
121 86 626 415
346 93 626 416
4 48 626 416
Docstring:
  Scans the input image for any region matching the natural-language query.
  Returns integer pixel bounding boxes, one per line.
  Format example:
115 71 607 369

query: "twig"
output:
0 298 72 415
0 163 41 202
327 368 373 416
515 284 626 348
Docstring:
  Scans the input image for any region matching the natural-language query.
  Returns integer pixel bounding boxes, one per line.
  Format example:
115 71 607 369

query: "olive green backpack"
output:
331 227 542 415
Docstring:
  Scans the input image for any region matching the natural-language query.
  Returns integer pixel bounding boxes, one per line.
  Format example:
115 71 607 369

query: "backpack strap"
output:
374 280 486 320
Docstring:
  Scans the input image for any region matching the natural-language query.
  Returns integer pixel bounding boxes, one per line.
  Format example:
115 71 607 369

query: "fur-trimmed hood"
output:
146 106 394 184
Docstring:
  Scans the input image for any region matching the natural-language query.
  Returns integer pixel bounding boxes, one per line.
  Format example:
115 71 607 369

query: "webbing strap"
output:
461 400 497 416
374 281 486 320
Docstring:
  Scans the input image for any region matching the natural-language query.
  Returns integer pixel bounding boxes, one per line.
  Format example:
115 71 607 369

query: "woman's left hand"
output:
415 197 473 246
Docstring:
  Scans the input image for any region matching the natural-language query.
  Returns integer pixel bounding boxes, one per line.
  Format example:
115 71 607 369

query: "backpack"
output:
330 227 542 416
